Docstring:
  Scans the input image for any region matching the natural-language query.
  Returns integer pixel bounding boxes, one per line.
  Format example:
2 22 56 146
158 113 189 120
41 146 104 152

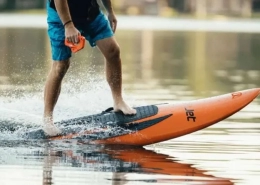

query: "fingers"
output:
72 34 79 44
66 30 81 44
66 35 78 44
111 20 117 33
110 22 113 32
113 20 117 32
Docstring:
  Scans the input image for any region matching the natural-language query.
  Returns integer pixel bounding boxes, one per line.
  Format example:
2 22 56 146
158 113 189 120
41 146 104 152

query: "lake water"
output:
0 17 260 185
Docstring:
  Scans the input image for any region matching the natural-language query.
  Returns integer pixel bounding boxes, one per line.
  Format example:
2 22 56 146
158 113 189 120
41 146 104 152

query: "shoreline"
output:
1 13 260 33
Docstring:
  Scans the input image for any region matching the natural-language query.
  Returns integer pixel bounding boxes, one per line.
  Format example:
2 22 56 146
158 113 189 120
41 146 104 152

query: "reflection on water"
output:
0 142 235 185
0 27 260 185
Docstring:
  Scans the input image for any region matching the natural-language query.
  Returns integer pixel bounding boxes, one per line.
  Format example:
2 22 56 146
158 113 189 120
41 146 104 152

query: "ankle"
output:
113 96 124 104
43 116 53 125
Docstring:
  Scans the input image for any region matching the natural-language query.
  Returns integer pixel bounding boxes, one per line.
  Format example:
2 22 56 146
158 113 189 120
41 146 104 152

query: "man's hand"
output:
54 0 80 44
65 22 81 44
108 13 117 33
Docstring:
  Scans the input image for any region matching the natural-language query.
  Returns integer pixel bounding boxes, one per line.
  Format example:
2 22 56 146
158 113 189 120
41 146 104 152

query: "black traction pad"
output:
24 105 172 140
57 105 159 127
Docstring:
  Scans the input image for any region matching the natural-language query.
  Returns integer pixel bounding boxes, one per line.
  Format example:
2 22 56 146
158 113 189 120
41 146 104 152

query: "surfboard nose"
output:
250 88 259 93
241 88 260 100
252 88 260 95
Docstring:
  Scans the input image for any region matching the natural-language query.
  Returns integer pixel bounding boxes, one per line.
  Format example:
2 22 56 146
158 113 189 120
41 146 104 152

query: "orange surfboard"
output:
26 88 260 146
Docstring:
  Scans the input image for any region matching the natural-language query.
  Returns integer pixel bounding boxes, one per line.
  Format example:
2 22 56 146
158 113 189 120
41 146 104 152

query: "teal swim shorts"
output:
47 2 114 61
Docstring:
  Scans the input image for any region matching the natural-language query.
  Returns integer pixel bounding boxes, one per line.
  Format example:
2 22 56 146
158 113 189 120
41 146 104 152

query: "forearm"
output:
54 0 73 25
101 0 114 14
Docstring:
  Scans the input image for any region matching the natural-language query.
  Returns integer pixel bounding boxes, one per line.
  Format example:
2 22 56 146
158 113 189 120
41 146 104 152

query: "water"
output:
0 17 260 185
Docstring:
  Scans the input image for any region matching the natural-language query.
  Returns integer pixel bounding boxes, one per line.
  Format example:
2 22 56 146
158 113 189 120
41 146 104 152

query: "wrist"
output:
63 20 73 27
107 10 114 15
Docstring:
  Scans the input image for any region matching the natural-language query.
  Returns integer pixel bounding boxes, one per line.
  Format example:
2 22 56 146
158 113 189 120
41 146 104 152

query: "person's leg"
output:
44 60 70 122
43 60 70 136
45 2 72 135
96 37 136 115
84 12 136 115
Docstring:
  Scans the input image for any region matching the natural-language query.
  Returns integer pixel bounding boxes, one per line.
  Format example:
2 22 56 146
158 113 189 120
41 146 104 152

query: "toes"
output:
123 108 137 115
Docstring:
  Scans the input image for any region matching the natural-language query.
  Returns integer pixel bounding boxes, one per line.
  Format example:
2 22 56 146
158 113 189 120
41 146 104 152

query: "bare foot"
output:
114 99 137 115
43 117 61 136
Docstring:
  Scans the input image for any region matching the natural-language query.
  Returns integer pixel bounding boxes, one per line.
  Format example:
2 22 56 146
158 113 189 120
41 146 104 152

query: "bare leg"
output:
96 37 136 115
43 59 70 135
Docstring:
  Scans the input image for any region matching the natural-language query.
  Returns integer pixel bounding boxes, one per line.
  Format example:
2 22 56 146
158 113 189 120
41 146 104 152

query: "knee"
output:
51 60 70 79
106 44 120 61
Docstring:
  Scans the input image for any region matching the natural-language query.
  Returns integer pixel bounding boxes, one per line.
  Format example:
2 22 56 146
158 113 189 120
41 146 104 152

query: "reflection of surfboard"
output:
25 88 260 146
60 145 234 184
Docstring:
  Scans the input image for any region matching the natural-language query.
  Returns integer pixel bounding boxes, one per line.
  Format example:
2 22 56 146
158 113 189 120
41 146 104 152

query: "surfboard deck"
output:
25 88 260 146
